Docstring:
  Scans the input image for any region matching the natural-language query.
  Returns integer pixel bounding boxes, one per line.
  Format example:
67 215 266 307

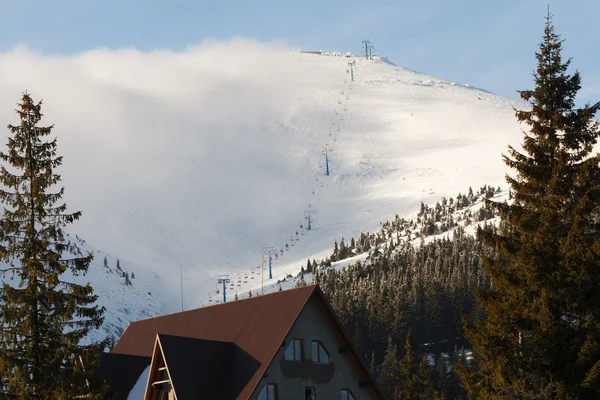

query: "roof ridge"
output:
126 283 317 324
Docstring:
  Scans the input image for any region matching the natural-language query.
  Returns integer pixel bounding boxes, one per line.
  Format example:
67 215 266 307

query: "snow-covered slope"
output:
0 43 528 332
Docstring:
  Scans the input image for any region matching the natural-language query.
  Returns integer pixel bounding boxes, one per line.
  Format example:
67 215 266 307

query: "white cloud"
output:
0 39 339 295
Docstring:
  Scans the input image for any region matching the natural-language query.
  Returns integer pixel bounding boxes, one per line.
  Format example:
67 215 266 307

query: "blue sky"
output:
0 0 598 104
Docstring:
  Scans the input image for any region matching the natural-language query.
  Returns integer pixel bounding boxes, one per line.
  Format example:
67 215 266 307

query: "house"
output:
100 284 385 399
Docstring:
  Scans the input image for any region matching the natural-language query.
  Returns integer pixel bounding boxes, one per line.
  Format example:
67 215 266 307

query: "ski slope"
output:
0 42 527 327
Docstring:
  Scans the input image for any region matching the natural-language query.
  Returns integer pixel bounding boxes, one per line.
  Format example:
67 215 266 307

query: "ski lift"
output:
244 280 248 283
251 276 255 279
209 299 213 303
237 283 241 287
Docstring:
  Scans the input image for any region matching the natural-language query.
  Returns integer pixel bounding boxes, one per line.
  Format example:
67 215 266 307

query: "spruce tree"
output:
398 330 420 400
377 335 400 399
463 11 600 399
0 93 106 398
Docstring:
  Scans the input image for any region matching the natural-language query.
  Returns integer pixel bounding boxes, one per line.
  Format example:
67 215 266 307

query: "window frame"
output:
285 338 304 361
341 388 356 400
311 340 331 364
258 383 278 400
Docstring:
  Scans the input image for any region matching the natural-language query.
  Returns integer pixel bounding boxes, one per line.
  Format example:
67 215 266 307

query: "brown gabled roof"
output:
112 285 316 399
111 284 385 400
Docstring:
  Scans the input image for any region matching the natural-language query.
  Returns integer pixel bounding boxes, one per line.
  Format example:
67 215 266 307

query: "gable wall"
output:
250 296 377 400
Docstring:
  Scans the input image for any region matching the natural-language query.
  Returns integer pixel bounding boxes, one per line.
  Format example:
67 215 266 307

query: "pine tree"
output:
0 93 106 398
116 259 121 271
370 350 377 375
332 239 339 261
103 256 108 268
463 11 600 399
419 354 434 399
398 330 420 400
377 335 399 399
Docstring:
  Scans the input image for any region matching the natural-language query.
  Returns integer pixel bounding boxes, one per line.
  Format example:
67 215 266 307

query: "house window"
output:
285 338 304 361
311 340 330 364
305 386 316 400
341 389 356 400
258 383 278 400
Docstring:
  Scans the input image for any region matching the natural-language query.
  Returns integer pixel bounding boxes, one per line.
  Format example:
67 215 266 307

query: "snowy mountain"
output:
0 42 530 336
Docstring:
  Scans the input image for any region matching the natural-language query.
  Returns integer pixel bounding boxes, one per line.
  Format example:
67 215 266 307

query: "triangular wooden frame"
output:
143 334 178 400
